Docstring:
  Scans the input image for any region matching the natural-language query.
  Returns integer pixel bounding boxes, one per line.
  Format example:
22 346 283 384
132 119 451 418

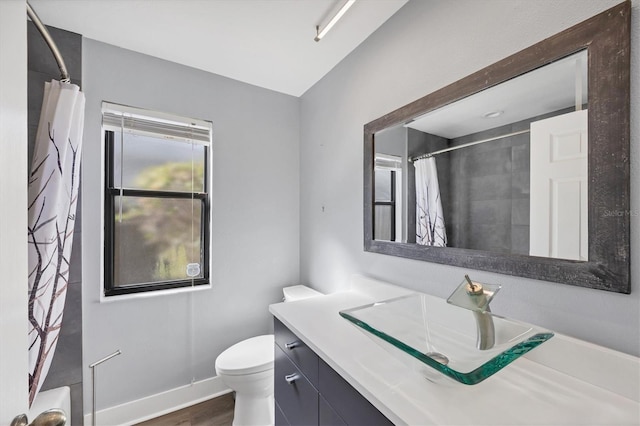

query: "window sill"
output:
99 282 212 303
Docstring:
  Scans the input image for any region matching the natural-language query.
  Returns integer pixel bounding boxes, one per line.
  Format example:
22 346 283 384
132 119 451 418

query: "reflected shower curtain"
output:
27 80 85 405
414 157 447 246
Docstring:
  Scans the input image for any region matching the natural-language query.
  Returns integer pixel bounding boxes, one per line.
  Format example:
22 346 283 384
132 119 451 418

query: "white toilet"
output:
215 285 322 426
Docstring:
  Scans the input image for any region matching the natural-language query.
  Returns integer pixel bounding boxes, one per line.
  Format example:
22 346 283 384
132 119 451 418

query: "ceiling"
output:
29 0 408 97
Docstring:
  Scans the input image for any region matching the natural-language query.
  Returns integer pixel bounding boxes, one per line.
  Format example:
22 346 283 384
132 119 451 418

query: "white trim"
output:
99 282 212 303
83 376 231 426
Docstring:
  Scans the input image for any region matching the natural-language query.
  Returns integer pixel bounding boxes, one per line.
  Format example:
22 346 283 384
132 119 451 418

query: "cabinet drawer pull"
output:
285 341 300 350
285 373 300 384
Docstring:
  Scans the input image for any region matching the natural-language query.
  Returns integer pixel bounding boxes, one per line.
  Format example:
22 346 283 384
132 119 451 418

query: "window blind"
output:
102 102 211 145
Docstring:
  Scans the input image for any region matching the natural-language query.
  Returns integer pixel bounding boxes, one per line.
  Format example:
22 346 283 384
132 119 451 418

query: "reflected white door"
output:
530 109 588 260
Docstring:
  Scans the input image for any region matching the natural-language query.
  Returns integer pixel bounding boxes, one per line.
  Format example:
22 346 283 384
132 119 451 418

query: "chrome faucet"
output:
464 275 495 350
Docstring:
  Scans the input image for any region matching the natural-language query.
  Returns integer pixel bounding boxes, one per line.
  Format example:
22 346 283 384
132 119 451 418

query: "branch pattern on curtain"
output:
27 80 85 405
414 157 447 247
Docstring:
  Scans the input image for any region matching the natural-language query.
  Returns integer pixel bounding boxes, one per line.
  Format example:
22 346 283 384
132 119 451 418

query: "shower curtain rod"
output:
409 128 530 162
26 1 70 83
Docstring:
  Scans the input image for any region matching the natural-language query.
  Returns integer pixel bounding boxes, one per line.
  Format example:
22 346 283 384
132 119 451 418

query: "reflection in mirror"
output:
374 50 588 261
374 154 403 242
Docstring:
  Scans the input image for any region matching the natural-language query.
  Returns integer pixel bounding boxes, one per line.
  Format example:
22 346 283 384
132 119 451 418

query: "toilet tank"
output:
283 285 322 302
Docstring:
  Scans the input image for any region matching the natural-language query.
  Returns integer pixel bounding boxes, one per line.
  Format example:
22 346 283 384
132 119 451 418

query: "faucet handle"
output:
464 274 484 295
447 275 501 313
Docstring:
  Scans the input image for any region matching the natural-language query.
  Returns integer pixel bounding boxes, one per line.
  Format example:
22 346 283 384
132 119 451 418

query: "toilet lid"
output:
215 335 274 376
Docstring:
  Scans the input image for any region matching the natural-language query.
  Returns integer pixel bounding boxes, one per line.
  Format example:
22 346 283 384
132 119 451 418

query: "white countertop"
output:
269 276 640 425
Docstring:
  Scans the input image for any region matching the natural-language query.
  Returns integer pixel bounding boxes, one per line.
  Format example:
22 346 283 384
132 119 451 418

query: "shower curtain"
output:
27 80 85 405
414 157 447 246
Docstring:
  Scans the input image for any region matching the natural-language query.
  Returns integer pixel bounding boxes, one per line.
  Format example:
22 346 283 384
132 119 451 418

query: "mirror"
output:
374 51 588 260
364 2 630 293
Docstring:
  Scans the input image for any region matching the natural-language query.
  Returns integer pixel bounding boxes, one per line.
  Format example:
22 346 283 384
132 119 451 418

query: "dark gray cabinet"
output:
318 359 393 426
275 344 318 425
319 395 346 426
275 400 289 426
274 318 393 426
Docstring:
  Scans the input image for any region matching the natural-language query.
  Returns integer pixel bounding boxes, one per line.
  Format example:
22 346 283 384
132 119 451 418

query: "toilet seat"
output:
215 334 274 376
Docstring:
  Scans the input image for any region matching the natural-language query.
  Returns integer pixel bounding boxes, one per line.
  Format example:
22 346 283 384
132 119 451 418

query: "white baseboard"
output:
83 376 231 426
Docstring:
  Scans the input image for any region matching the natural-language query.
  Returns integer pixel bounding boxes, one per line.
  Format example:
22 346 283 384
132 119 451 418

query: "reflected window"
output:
374 154 403 242
102 103 212 296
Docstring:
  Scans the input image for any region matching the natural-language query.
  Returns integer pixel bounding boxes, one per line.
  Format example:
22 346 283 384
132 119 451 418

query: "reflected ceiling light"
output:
483 110 503 118
315 0 356 42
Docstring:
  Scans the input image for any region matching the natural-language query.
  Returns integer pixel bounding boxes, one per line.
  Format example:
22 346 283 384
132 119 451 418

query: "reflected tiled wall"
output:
447 125 530 254
28 22 83 424
442 108 577 255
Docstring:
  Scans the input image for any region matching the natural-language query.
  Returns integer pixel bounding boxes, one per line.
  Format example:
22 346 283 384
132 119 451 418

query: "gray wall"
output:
82 39 300 410
28 22 84 424
300 0 640 356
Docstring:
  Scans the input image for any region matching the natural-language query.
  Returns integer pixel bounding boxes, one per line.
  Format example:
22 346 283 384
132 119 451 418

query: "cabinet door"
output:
319 394 346 426
319 359 393 426
275 344 318 426
275 400 290 426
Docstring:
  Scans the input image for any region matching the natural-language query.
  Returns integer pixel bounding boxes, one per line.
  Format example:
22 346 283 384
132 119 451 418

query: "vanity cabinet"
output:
274 343 318 425
274 318 393 426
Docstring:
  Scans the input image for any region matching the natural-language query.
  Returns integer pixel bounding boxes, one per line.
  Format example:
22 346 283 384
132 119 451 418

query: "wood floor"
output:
135 393 234 426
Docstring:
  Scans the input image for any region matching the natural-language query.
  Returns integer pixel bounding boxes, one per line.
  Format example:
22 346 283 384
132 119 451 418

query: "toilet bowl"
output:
216 335 275 426
215 285 322 426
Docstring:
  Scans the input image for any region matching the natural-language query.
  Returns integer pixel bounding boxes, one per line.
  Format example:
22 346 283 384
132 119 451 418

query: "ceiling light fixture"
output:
315 0 356 42
483 110 503 118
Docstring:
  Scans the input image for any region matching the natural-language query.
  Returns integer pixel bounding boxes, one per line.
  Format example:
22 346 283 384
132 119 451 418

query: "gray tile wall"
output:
446 122 530 255
442 108 579 254
28 22 83 425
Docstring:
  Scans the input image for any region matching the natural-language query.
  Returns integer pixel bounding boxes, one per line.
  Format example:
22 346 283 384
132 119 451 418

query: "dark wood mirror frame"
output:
364 1 631 293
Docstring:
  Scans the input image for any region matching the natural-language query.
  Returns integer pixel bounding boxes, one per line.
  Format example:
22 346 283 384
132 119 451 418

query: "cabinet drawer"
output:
319 359 393 426
274 318 319 387
275 344 319 426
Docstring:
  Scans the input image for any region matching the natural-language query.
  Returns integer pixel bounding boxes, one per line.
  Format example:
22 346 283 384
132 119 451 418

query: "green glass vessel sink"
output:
339 293 553 385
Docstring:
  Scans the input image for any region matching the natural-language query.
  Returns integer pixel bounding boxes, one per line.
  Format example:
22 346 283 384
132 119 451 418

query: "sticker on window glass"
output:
186 263 201 277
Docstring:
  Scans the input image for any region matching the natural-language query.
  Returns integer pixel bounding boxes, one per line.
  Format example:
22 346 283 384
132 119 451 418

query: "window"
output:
102 103 212 297
374 168 397 241
374 154 403 242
